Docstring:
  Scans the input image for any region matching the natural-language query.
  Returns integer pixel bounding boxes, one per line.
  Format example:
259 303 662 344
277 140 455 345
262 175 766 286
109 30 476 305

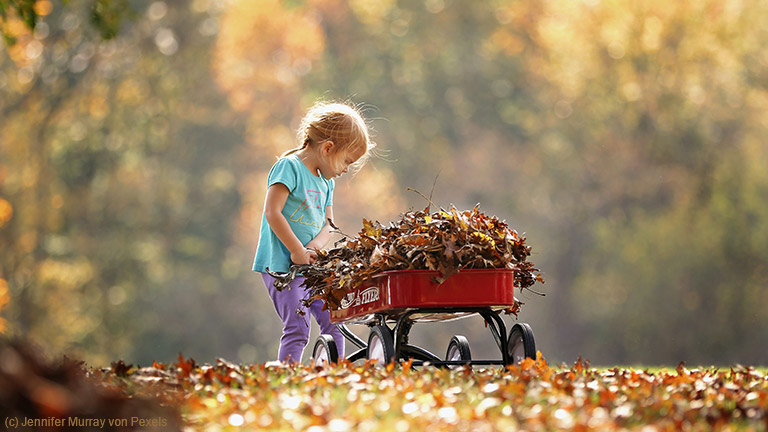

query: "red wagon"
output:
311 268 537 367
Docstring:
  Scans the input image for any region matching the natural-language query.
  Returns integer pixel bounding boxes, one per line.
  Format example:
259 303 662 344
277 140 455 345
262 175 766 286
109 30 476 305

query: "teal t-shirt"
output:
252 154 335 273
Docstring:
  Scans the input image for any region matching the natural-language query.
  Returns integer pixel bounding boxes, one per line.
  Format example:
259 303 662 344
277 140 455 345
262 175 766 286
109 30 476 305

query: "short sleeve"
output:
267 157 298 192
325 178 335 206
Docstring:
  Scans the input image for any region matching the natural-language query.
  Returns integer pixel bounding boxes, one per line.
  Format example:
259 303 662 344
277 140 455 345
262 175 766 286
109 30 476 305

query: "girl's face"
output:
320 143 366 179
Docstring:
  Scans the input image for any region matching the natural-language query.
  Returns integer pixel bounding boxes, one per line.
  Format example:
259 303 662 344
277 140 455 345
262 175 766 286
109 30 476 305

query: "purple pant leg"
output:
309 299 345 358
262 273 309 362
262 273 344 362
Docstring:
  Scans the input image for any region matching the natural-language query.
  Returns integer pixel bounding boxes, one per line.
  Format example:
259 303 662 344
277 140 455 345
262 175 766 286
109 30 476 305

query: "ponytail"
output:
280 137 311 158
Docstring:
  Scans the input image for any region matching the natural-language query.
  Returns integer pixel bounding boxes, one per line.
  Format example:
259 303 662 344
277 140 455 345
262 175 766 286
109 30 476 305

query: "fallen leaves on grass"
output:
93 354 768 431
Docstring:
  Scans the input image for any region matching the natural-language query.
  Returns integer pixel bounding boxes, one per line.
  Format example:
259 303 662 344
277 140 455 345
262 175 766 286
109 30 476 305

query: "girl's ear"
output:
321 140 335 155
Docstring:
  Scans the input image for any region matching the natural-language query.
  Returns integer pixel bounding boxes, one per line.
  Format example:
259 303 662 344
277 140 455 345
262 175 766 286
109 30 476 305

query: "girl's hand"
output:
291 247 317 265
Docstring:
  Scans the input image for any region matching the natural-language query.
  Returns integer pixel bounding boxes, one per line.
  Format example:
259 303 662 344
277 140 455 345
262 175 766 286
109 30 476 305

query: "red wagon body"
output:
330 269 518 324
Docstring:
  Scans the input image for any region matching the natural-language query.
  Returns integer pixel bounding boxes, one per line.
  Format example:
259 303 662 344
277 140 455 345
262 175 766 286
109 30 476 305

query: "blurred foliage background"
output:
1 0 767 367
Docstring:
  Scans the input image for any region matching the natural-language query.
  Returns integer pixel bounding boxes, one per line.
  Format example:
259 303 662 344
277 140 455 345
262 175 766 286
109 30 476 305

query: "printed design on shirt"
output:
289 189 323 228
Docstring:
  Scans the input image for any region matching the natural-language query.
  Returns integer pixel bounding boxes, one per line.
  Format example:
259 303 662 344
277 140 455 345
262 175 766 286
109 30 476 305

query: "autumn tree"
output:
2 0 767 366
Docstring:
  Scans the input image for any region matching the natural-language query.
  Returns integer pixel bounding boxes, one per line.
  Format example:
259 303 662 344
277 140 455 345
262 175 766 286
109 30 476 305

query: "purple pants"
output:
262 273 344 363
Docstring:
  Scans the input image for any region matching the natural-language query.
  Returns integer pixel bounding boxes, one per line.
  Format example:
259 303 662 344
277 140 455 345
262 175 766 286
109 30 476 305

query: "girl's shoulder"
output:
270 154 301 171
274 153 300 164
266 155 302 189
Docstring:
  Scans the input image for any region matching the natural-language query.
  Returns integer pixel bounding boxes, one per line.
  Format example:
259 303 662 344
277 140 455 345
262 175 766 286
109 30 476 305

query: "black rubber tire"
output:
367 325 396 365
507 322 536 365
445 335 472 364
312 334 339 365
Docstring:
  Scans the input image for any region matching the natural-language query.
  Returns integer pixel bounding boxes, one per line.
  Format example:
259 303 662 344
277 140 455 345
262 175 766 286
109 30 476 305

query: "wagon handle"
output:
338 324 366 349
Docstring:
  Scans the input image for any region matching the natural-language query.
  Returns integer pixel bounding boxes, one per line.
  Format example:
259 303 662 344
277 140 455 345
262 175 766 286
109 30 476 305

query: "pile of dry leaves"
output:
270 204 544 311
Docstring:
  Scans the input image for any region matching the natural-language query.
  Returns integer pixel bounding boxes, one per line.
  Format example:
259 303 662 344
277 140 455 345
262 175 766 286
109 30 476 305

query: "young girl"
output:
253 101 374 363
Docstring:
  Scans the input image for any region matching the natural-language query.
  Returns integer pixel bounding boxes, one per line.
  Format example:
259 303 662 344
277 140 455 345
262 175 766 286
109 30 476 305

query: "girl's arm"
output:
306 206 334 251
264 183 316 265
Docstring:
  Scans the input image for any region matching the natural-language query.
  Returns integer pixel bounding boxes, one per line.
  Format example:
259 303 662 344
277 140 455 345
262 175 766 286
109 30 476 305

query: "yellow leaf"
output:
362 218 381 237
452 208 467 230
472 232 495 246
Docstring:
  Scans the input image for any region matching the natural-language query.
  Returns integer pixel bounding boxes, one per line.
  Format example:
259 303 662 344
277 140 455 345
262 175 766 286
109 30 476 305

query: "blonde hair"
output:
282 101 375 173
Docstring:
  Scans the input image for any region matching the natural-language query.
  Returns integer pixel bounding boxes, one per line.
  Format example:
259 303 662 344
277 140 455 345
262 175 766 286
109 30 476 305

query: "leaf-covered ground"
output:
94 354 768 431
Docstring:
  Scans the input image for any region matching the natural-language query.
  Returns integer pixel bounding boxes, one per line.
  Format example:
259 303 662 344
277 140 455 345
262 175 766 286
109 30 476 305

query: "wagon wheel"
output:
312 335 339 365
367 325 396 365
445 335 472 366
507 323 536 364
